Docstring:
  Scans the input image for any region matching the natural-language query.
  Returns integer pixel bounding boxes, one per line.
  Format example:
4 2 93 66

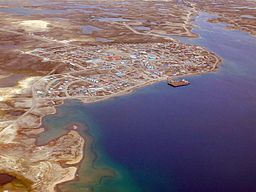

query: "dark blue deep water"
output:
43 13 256 192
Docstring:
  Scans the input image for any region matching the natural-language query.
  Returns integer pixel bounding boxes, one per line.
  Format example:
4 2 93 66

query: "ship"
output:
168 78 190 87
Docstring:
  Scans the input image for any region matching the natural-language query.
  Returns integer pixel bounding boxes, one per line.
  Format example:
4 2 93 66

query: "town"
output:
26 41 219 101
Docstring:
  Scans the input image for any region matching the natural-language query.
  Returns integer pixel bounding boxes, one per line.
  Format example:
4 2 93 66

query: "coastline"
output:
0 87 85 192
0 7 222 192
33 34 223 192
48 50 221 191
51 10 223 190
36 101 85 190
25 51 220 191
50 121 115 192
0 43 221 192
64 12 256 192
0 0 255 190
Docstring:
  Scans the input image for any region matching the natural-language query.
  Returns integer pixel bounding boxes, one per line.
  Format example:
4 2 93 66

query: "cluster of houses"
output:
31 42 217 99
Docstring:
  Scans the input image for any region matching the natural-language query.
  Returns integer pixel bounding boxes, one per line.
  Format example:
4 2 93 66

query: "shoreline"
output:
0 40 222 192
0 0 254 190
40 51 221 191
30 26 222 192
51 10 222 189
54 122 115 192
0 8 222 192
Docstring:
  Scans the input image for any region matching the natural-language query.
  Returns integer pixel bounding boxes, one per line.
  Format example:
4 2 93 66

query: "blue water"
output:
44 12 256 192
0 7 65 16
82 25 102 35
0 1 65 16
97 17 130 22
